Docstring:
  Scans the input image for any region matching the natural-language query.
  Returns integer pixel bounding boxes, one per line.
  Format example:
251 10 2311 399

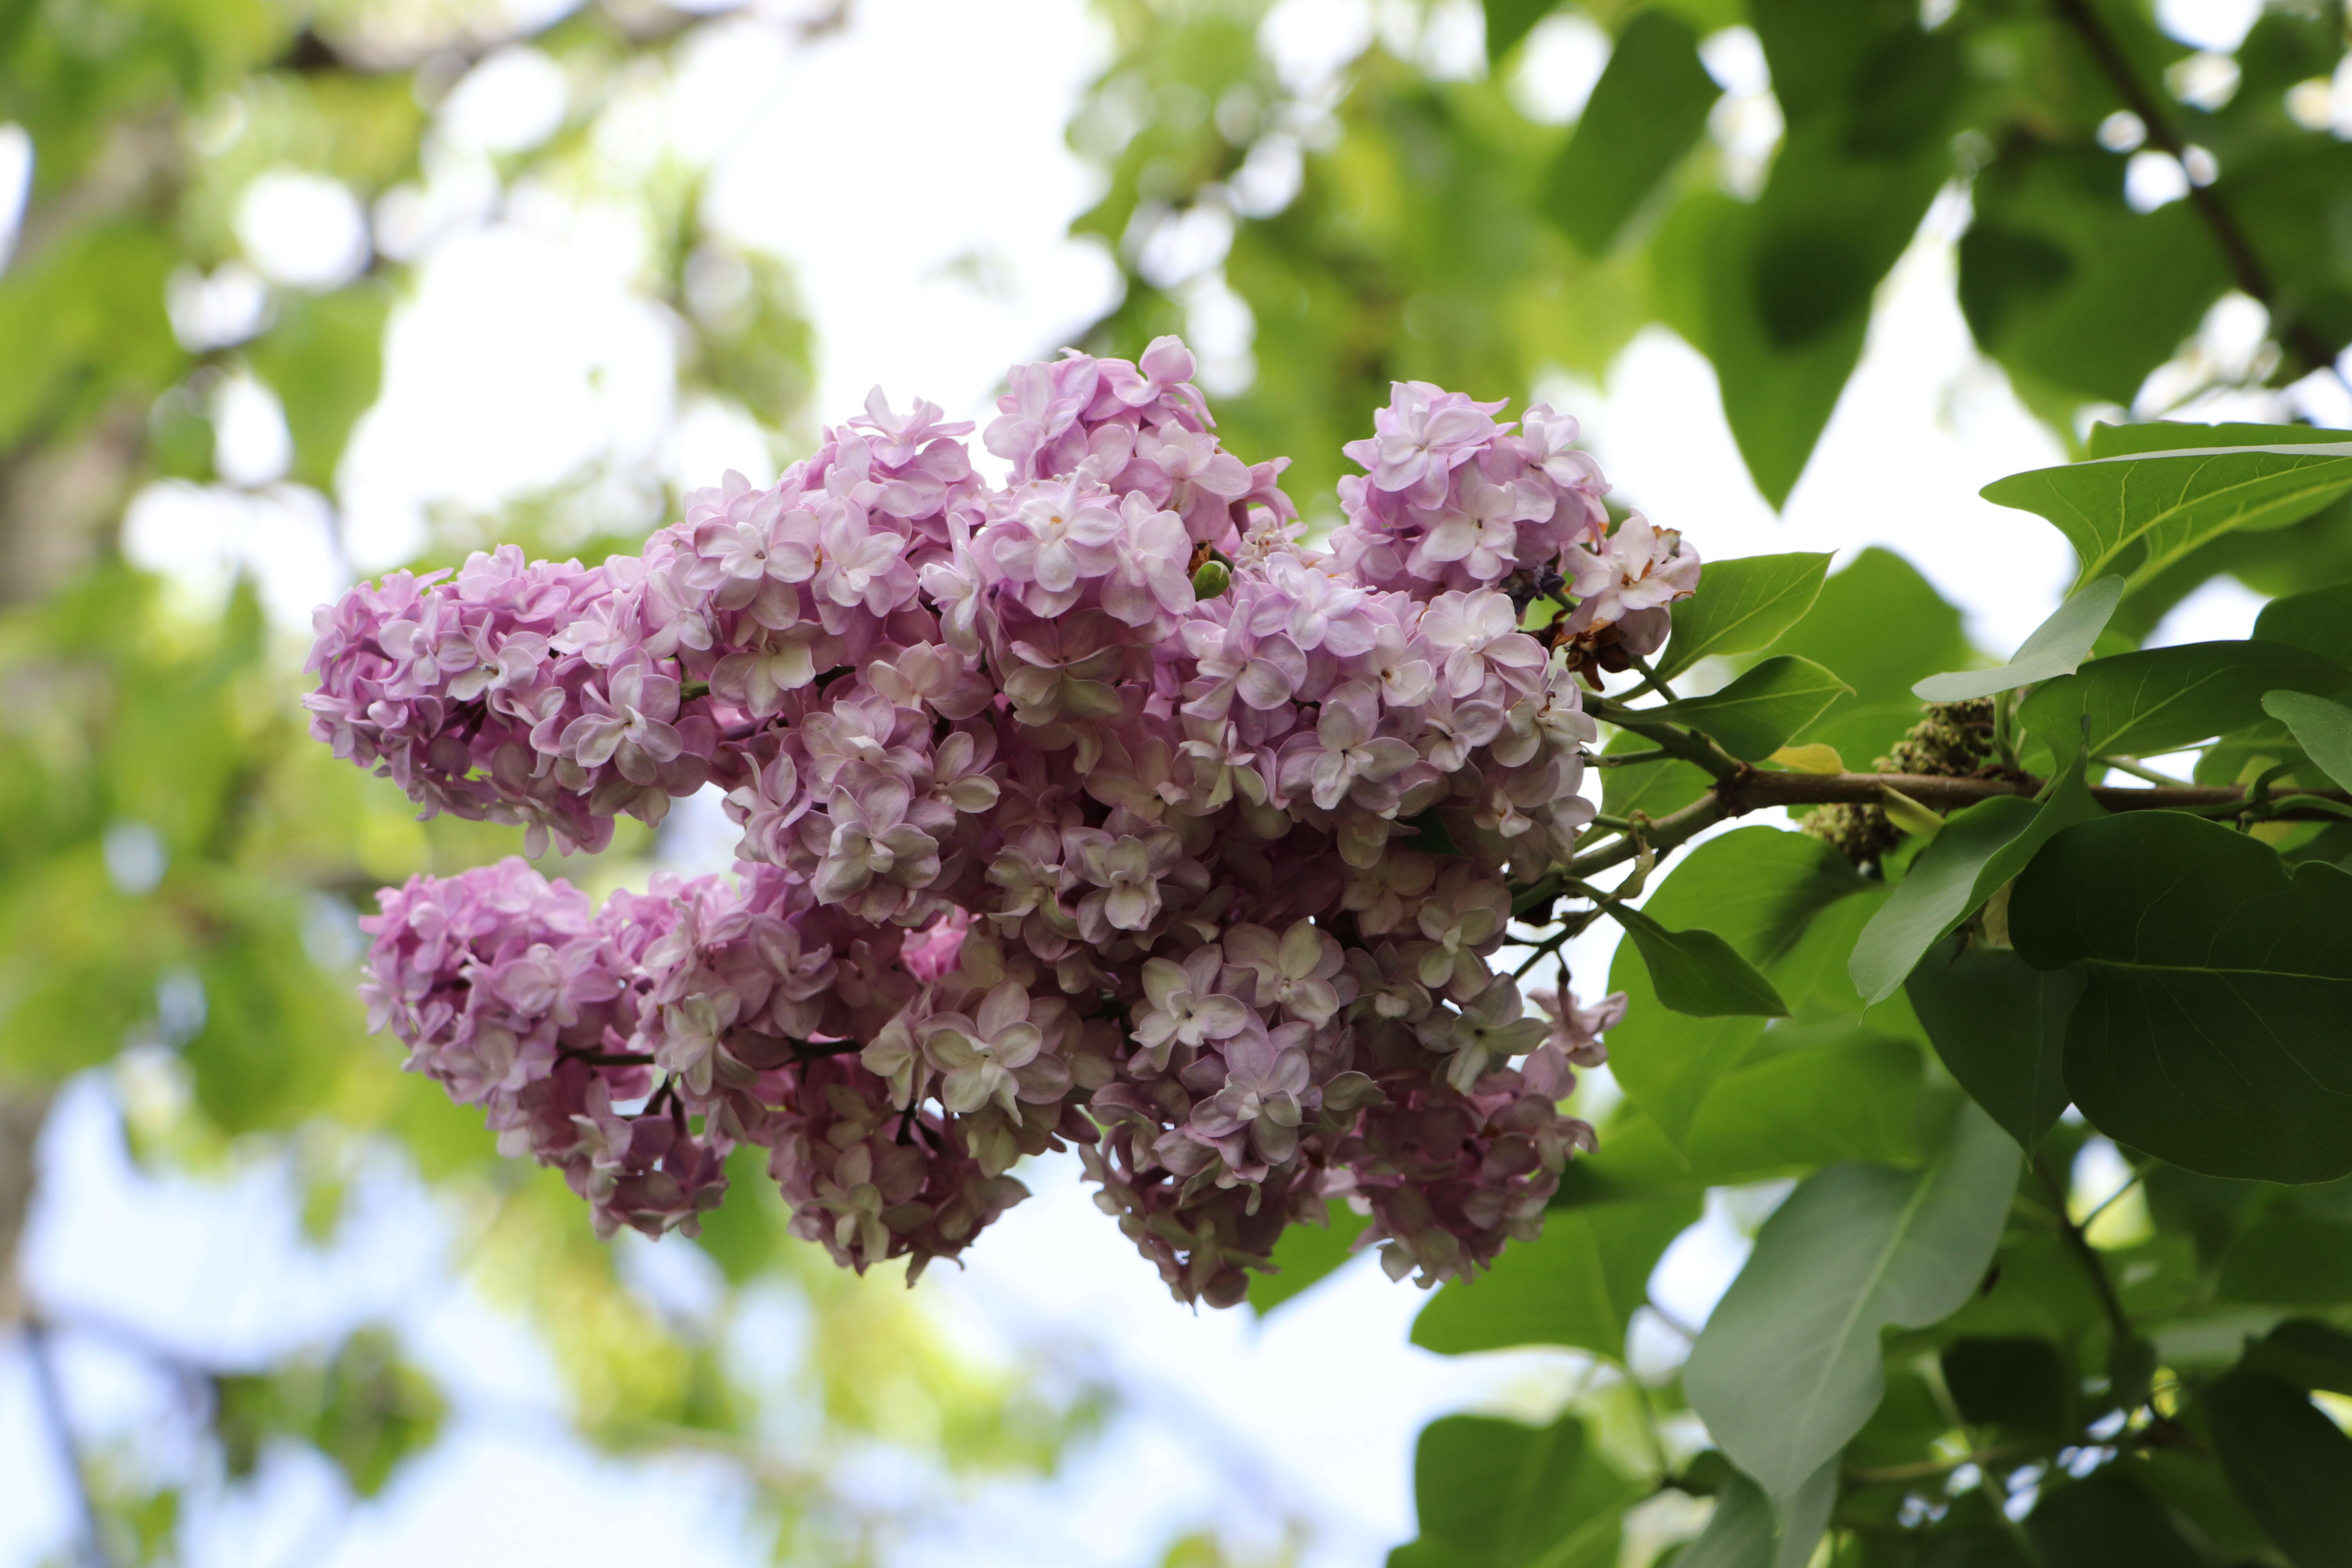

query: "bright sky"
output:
23 0 2348 1564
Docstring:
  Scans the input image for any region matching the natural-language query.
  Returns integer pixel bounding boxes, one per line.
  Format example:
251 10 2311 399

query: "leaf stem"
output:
1615 654 1677 704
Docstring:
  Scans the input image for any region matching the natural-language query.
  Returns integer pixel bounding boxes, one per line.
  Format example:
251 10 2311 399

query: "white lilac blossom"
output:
320 341 1681 1306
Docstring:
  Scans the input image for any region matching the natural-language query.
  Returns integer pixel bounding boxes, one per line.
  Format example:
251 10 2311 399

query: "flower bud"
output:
1191 559 1232 599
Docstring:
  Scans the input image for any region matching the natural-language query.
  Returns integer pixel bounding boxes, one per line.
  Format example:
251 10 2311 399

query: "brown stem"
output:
1515 765 2345 913
1715 769 2347 816
2047 0 2345 380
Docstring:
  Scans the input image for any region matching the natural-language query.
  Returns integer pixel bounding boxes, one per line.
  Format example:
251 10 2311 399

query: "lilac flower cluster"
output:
326 340 1681 1305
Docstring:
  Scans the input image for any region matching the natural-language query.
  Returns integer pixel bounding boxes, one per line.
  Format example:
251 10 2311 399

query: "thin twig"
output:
1847 1442 2042 1487
2098 756 2187 787
2049 0 2348 384
2076 1158 2154 1233
2033 1154 2134 1345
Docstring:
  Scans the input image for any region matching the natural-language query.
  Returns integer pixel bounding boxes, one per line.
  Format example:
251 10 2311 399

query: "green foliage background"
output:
0 2 1093 1562
9 0 2352 1564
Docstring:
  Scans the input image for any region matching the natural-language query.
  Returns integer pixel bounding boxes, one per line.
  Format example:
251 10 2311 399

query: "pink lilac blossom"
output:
322 341 1684 1305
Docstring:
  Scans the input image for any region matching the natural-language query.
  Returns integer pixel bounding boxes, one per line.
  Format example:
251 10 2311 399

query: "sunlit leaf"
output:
2019 639 2350 762
1601 828 1870 1144
1249 1198 1371 1315
1984 441 2352 593
1913 577 2123 702
1652 551 1833 680
1644 655 1853 760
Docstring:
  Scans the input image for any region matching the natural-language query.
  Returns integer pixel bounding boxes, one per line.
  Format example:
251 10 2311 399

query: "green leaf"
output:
1555 1032 1927 1205
2087 421 2352 459
1412 1194 1700 1359
1960 148 2229 408
1767 547 1972 764
2025 1467 2212 1568
2255 579 2352 670
2011 812 2352 1183
246 282 392 492
1983 443 2352 594
1941 1338 2073 1441
2216 1215 2352 1306
1480 0 1558 64
1683 1103 2021 1503
1651 192 1870 510
1600 725 1711 820
1645 655 1853 761
1912 578 2125 702
1653 551 1833 679
1602 828 1871 1144
1848 753 2102 1006
1905 934 2082 1153
1390 1412 1639 1568
1543 8 1720 256
2019 639 2351 762
2205 1367 2352 1568
1248 1198 1370 1314
1677 1461 1837 1568
1611 902 1790 1019
2239 1319 2352 1397
2263 690 2352 792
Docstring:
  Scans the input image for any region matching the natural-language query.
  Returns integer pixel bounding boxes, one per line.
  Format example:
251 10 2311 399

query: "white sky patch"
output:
120 480 345 628
339 222 678 568
701 0 1123 429
1509 11 1611 125
0 123 33 271
236 169 372 290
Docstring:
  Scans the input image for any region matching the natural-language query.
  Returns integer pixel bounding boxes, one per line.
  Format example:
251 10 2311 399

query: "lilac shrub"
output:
315 341 1692 1306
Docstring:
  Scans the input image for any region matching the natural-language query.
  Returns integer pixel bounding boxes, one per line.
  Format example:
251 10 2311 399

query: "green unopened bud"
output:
1191 559 1232 599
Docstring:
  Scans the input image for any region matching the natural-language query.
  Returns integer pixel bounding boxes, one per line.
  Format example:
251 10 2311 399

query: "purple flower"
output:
1189 1018 1315 1165
1342 381 1507 497
1131 947 1252 1071
558 654 683 785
